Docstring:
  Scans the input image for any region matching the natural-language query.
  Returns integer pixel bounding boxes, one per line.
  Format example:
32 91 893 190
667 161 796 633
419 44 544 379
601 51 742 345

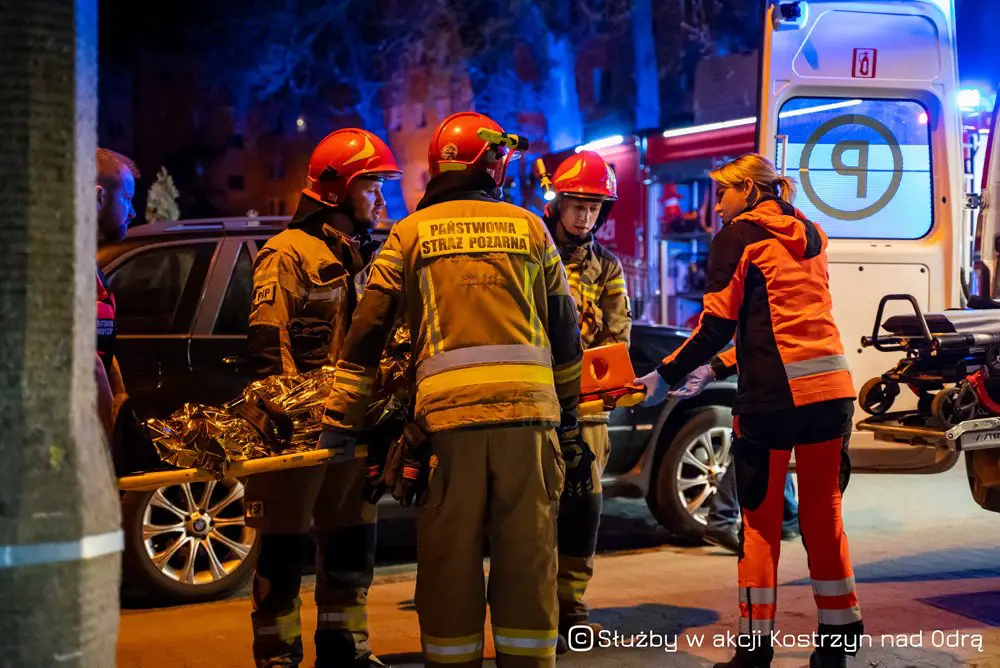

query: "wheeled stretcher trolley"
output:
856 294 1000 452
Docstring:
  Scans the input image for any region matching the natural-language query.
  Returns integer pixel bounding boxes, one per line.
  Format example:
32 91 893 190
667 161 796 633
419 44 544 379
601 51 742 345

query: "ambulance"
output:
538 0 1000 521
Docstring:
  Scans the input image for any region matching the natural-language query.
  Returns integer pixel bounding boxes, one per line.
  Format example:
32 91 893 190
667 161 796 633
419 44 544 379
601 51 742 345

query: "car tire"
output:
647 406 733 542
121 481 260 605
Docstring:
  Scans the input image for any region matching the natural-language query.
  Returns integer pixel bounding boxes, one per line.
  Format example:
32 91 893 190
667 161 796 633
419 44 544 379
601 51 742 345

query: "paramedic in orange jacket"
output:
635 154 862 668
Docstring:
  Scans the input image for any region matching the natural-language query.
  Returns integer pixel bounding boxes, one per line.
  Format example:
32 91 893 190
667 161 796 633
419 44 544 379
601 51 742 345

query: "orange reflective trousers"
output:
733 398 863 664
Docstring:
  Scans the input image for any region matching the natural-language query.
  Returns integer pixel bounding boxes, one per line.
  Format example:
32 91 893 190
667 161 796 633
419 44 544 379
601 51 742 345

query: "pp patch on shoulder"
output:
253 283 277 306
246 501 264 519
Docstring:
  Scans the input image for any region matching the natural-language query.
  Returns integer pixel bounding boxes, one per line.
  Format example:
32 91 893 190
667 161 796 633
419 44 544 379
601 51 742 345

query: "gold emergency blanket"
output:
145 325 412 478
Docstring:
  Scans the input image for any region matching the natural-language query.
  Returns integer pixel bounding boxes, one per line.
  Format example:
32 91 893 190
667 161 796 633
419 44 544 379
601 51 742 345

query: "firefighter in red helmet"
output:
541 150 632 652
244 128 401 668
322 111 584 667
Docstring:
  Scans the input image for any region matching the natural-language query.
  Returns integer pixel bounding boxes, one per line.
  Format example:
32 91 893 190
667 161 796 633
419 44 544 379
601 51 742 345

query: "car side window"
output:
214 245 254 335
109 243 216 335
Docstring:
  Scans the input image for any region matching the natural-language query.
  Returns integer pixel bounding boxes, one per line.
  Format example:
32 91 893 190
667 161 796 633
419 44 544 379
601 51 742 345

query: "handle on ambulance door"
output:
775 135 789 176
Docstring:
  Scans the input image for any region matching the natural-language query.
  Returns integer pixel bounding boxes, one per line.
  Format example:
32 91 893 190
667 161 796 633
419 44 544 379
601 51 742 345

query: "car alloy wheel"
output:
141 480 255 586
674 425 733 525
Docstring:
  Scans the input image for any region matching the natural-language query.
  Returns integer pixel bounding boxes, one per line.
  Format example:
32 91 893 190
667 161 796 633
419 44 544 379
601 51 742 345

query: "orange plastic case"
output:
579 343 647 414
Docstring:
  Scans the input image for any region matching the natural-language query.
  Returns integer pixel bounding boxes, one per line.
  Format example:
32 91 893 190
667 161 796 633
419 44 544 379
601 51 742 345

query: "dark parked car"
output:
102 216 736 603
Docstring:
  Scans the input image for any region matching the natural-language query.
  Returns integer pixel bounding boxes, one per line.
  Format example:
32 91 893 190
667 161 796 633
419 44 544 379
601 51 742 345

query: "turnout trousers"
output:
556 422 610 628
245 454 377 667
414 425 565 668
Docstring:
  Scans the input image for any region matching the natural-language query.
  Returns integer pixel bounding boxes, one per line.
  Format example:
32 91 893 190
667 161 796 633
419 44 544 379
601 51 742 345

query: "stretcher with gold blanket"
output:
117 369 334 491
118 327 413 492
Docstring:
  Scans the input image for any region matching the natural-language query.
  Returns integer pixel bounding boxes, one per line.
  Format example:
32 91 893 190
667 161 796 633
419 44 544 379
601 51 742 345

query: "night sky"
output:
954 0 1000 86
99 0 997 89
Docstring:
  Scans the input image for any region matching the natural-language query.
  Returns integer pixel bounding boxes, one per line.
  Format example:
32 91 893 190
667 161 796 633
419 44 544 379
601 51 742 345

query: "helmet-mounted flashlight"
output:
533 158 556 201
477 128 530 153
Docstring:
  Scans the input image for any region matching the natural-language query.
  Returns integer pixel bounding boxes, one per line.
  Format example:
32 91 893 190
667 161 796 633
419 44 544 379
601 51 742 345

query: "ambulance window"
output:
776 98 933 240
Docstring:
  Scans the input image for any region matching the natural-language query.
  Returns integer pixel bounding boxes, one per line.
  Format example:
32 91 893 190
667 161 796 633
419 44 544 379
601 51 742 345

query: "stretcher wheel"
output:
859 378 899 415
987 345 1000 374
931 386 979 426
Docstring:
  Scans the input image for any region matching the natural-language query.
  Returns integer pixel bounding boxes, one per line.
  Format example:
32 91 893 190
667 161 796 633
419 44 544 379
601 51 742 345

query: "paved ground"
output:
118 461 1000 667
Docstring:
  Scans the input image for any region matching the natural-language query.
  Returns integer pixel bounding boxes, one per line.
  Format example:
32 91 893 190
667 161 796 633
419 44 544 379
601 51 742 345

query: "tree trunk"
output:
631 0 661 129
0 1 123 666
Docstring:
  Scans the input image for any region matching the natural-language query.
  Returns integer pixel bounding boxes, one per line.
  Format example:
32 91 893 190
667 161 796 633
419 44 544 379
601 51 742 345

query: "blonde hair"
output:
709 153 796 204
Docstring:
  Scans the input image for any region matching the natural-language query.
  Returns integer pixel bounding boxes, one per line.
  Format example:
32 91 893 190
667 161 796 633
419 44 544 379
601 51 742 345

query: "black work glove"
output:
557 417 596 497
387 423 435 507
361 419 403 504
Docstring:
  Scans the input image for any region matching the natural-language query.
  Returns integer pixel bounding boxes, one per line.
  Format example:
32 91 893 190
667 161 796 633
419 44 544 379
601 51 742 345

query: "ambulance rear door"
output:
971 92 1000 303
757 0 964 472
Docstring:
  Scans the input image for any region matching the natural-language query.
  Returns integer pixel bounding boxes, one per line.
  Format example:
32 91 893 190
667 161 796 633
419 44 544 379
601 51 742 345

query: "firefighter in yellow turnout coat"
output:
244 129 401 668
542 151 632 650
322 112 586 668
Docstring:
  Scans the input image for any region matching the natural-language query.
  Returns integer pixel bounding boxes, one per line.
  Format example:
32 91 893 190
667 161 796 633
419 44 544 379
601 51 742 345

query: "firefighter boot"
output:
322 646 391 668
713 643 774 668
251 534 311 668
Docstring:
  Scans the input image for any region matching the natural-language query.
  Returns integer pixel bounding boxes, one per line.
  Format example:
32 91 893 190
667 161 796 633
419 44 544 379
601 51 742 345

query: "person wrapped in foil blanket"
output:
145 323 413 479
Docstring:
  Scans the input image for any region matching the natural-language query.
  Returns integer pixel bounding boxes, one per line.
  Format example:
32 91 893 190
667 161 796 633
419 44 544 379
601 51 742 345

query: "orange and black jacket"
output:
658 198 855 415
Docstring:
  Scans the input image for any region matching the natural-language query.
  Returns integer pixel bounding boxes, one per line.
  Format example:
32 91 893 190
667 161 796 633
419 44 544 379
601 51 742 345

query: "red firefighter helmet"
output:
428 112 514 187
551 150 618 201
302 129 402 206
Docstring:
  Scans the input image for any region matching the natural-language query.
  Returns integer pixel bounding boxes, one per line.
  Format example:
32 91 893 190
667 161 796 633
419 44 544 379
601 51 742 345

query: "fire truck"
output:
535 0 1000 488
